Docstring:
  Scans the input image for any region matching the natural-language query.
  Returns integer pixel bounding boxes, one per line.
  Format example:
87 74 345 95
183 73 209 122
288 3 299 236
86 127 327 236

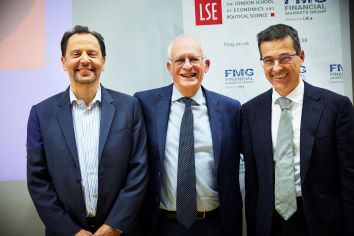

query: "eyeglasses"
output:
169 56 205 67
260 53 298 67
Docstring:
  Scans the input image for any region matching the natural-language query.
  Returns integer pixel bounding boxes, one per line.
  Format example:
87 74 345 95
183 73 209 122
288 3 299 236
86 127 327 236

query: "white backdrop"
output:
0 1 351 235
182 0 352 104
182 1 351 235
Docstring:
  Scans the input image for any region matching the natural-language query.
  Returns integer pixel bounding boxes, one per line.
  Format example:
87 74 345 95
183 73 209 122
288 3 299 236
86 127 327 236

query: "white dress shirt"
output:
271 79 304 196
70 85 101 216
160 85 219 211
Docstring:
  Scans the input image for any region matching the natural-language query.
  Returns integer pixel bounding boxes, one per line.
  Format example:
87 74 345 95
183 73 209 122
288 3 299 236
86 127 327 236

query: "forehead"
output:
260 37 295 57
66 33 101 51
171 37 202 57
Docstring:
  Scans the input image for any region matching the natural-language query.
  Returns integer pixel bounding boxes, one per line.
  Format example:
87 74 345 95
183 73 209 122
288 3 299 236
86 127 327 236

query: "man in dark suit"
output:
134 34 243 236
242 24 354 236
27 25 148 236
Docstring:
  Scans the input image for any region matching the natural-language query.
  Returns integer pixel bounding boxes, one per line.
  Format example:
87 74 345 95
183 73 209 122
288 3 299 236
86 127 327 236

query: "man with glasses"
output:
134 34 243 236
241 24 354 236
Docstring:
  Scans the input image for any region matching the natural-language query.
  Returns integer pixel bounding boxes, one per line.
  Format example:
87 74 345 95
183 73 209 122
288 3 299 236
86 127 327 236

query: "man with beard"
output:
26 25 148 236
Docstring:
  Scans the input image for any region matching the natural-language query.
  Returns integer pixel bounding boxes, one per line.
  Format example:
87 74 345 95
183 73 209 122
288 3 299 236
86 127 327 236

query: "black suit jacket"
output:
134 84 243 236
27 85 148 236
241 81 354 236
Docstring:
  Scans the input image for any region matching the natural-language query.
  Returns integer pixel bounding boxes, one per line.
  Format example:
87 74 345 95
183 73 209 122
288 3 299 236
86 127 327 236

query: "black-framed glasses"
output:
169 56 205 67
260 53 298 67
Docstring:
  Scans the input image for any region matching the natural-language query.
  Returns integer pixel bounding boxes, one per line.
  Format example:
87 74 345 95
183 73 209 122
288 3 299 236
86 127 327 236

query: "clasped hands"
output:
75 224 121 236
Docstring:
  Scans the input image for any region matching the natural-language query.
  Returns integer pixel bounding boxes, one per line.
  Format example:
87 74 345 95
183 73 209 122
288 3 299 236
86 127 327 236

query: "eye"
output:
189 57 199 63
279 56 292 63
174 58 185 65
263 58 274 65
89 53 97 58
72 52 80 57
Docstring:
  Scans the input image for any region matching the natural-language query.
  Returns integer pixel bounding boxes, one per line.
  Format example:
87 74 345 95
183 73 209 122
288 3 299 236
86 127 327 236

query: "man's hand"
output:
75 229 94 236
94 224 120 236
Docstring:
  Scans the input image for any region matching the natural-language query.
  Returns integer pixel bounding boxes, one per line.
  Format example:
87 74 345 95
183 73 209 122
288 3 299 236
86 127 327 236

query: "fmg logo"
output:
284 0 326 3
330 64 343 73
195 0 223 26
225 68 254 77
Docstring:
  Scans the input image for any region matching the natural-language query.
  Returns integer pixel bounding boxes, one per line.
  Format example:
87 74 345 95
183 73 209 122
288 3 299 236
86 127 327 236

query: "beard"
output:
73 73 97 84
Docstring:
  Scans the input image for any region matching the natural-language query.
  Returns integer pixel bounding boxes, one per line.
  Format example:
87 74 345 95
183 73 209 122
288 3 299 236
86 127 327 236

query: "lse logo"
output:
195 0 223 26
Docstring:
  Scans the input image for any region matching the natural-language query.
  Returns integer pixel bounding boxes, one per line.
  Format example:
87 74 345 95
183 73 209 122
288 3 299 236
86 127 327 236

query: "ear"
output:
102 57 106 71
61 56 67 71
167 61 173 75
299 50 305 64
204 58 211 73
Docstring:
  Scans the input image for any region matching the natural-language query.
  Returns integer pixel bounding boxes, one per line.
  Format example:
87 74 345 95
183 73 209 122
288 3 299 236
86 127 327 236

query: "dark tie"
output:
274 96 297 220
176 97 197 228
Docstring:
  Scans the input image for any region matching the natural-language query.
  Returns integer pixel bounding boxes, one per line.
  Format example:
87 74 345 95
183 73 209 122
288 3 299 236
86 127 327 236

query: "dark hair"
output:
257 24 301 58
60 25 106 57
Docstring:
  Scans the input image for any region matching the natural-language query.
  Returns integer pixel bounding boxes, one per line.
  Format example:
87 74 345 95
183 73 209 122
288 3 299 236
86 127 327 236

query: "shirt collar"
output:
172 85 204 105
70 84 102 107
272 78 304 105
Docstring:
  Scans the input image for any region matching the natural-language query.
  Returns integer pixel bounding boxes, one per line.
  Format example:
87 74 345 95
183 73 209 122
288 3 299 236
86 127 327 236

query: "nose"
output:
272 60 283 72
181 58 193 69
79 53 90 64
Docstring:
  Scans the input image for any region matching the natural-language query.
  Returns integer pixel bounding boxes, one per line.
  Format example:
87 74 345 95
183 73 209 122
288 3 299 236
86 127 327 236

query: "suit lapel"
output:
156 85 173 166
255 90 274 175
57 88 80 168
99 86 115 160
204 88 222 172
300 82 324 183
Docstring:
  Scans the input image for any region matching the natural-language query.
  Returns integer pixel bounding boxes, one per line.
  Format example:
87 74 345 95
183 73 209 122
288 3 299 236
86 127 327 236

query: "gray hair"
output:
167 34 206 60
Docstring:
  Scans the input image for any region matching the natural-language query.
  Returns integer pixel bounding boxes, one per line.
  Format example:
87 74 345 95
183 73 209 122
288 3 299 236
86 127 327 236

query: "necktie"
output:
274 97 297 220
176 97 197 228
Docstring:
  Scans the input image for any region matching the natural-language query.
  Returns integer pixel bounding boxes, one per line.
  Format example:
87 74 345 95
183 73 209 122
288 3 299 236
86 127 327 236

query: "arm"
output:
241 106 258 236
104 100 149 233
336 98 354 236
26 105 81 236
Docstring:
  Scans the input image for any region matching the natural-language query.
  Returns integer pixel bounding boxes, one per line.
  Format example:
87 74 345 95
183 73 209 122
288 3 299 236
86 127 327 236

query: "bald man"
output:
134 35 243 236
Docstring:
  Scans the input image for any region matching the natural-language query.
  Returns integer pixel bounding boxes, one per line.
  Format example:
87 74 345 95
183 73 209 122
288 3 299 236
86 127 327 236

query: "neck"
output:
71 81 99 106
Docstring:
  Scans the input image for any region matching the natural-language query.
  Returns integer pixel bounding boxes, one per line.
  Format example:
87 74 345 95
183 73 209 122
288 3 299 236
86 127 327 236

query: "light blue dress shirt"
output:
160 85 219 212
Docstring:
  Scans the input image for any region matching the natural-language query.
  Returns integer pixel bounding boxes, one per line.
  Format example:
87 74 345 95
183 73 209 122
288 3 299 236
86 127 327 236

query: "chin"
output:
75 77 97 84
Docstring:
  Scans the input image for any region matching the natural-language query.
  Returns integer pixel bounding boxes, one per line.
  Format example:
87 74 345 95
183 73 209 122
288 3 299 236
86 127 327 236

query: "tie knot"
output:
180 97 193 107
277 97 291 110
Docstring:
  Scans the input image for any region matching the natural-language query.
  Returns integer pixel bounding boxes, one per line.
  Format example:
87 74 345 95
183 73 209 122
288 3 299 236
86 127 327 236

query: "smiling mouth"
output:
180 73 197 78
273 73 287 79
76 68 94 75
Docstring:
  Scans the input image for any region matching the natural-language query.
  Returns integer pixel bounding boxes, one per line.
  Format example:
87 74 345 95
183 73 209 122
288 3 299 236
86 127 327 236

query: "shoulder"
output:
242 89 272 111
32 90 67 114
133 84 172 109
105 88 137 103
134 84 171 99
203 88 241 108
304 82 353 108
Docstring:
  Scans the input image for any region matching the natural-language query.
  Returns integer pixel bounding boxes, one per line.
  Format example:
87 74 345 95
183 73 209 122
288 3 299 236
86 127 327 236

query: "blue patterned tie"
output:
274 97 297 220
176 97 197 228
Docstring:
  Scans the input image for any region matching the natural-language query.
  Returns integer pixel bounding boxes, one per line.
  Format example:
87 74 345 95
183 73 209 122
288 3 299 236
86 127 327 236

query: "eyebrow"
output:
262 53 292 59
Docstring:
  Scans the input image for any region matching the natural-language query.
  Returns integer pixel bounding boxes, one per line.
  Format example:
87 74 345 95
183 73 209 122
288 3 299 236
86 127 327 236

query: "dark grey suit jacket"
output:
27 85 148 236
241 81 354 236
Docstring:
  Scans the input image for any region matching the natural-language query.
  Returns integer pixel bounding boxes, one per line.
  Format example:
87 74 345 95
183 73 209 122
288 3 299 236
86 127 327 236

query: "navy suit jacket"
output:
27 85 148 236
241 81 354 236
134 84 243 236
